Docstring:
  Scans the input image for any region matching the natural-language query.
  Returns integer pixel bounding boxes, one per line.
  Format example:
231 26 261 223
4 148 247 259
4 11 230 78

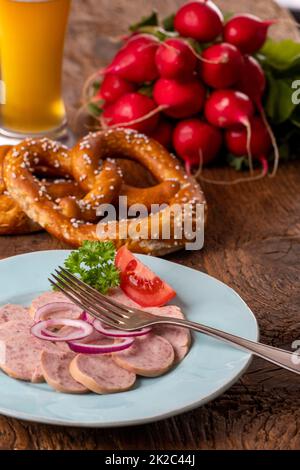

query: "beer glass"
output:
0 0 71 139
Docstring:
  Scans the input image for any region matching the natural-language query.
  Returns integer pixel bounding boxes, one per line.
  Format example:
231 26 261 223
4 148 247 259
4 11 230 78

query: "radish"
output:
153 78 206 118
98 74 136 104
174 1 224 43
200 42 244 89
204 89 254 172
225 116 272 158
102 92 159 133
225 116 271 180
224 14 274 54
173 118 223 173
150 118 173 148
155 38 197 79
235 55 266 106
204 90 254 129
236 55 279 177
106 35 159 83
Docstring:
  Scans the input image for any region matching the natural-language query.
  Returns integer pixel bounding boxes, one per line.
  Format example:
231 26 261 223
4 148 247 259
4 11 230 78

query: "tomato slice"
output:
115 246 176 307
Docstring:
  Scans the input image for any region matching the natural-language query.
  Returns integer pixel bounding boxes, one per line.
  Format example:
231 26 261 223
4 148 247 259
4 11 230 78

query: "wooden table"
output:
0 0 300 451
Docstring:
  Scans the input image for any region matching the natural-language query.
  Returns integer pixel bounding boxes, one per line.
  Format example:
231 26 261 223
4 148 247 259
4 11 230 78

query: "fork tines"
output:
49 268 123 328
49 266 151 330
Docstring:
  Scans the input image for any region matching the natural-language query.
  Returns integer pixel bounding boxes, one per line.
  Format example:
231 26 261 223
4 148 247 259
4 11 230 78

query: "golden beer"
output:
0 0 71 136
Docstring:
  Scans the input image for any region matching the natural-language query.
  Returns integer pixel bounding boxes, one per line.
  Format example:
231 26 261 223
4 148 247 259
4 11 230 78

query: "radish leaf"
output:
129 11 158 32
162 14 175 32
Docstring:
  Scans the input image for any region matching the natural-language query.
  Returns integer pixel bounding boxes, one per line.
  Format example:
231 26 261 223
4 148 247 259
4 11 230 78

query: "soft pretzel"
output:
0 143 85 235
4 129 206 255
0 145 41 235
114 159 155 187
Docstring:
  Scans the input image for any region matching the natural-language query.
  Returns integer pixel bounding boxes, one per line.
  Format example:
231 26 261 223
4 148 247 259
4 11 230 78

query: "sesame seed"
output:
83 153 92 165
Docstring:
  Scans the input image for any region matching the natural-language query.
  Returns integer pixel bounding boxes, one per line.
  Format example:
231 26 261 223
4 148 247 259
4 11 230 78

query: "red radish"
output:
174 1 224 43
102 92 159 133
225 116 272 158
150 119 173 148
236 55 266 106
155 38 197 79
153 78 206 119
97 74 136 104
106 35 159 83
205 90 254 129
235 55 279 177
200 42 244 89
173 119 223 173
205 89 254 172
224 14 274 54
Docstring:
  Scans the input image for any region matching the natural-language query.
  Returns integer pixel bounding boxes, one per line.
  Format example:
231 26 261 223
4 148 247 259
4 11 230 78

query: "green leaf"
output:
186 38 204 55
138 84 154 98
227 154 249 171
278 142 290 161
60 241 120 295
92 80 101 95
260 39 300 72
129 10 159 32
162 13 175 31
87 101 103 118
223 11 234 22
264 72 296 124
137 25 177 41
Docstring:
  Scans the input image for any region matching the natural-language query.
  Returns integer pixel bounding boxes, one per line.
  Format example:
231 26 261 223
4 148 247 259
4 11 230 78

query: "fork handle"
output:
158 318 300 375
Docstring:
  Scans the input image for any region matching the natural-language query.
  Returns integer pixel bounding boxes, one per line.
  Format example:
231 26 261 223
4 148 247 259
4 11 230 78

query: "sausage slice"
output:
0 322 61 382
0 319 32 340
41 351 88 394
108 288 191 363
0 334 46 382
0 304 30 325
29 291 73 318
150 305 191 362
112 334 175 377
69 354 136 394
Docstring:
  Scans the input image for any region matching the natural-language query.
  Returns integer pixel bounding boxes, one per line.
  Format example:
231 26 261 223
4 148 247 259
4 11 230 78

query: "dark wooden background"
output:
0 0 300 450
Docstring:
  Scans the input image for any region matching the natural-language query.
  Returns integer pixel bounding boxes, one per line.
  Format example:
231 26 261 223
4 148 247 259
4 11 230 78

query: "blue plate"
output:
0 250 258 427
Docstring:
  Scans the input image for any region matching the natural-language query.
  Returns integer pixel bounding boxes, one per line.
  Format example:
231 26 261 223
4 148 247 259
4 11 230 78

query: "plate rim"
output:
0 249 259 428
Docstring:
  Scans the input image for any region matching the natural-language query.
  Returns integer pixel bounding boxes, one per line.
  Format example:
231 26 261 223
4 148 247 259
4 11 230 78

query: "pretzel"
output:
0 145 41 235
0 144 84 235
4 129 206 255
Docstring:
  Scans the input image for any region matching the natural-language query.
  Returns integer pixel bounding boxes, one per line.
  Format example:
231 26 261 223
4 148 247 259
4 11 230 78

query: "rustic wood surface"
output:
0 0 299 450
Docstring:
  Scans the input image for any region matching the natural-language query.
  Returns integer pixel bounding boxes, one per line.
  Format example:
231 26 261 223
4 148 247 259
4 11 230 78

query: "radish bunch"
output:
87 1 279 178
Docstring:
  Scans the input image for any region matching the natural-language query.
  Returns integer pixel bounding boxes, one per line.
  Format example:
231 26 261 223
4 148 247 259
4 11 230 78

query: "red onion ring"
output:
31 319 93 342
35 302 85 322
67 337 134 354
93 319 151 337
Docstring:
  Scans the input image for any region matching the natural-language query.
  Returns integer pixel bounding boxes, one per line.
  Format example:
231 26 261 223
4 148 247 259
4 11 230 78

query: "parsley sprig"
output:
61 241 120 294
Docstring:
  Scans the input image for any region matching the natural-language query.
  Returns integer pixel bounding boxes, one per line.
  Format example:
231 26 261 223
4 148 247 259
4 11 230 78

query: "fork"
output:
49 267 300 375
